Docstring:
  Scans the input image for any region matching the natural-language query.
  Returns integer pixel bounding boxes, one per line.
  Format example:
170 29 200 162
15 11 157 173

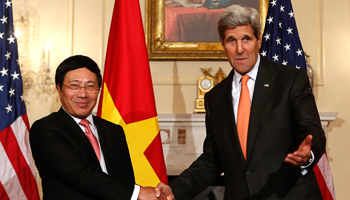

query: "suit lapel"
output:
246 58 276 162
217 70 246 165
57 108 101 166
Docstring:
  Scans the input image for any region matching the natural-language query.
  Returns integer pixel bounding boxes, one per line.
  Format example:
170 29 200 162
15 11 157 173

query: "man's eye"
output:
70 84 79 87
87 85 96 88
243 37 251 41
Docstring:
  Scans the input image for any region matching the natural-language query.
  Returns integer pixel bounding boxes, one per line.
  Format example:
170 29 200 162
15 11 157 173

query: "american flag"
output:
0 0 40 199
260 1 336 200
259 0 306 70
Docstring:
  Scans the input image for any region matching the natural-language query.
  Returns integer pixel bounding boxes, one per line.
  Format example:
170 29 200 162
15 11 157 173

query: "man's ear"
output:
257 35 262 46
56 84 61 98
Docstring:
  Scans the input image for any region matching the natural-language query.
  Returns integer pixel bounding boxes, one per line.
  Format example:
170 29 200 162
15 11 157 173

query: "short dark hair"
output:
55 55 102 89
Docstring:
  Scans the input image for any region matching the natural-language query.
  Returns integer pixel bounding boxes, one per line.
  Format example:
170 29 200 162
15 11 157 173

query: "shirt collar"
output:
61 107 95 127
234 54 260 84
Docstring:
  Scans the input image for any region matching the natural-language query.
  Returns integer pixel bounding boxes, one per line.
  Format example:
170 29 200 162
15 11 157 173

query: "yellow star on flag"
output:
100 84 160 186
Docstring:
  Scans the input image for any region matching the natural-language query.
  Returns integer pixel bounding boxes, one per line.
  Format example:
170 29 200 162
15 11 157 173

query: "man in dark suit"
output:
156 5 326 200
30 55 165 200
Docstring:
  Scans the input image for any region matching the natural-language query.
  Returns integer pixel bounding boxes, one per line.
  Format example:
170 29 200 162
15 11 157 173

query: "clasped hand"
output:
155 183 175 200
138 186 169 200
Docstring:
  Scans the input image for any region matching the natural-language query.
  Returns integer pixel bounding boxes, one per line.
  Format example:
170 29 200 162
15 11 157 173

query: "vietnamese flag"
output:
97 0 168 186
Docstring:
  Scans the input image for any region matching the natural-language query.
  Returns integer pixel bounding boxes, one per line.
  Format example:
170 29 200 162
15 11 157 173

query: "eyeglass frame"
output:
62 83 100 94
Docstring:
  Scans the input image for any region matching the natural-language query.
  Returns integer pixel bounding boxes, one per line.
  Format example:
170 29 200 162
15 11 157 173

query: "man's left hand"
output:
284 135 312 167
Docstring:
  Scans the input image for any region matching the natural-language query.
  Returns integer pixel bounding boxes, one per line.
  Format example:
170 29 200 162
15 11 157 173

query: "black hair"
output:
55 55 102 89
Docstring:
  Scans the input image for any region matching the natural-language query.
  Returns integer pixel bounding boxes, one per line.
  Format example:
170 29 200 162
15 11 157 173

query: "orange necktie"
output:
237 75 251 160
79 119 101 162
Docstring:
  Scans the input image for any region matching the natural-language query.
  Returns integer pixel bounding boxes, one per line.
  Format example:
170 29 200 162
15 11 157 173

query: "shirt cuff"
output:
131 185 140 200
300 150 314 176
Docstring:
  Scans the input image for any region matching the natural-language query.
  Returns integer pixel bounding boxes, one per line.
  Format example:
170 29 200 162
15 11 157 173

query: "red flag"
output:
97 0 168 186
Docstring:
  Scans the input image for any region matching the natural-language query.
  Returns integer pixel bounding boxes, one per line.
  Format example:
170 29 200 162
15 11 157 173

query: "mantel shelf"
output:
159 112 338 128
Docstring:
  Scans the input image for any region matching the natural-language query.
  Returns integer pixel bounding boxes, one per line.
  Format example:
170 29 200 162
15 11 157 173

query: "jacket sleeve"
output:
168 94 224 200
289 69 326 168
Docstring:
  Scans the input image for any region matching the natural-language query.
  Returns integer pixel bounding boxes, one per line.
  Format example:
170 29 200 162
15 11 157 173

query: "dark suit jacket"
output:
169 57 326 200
30 108 135 200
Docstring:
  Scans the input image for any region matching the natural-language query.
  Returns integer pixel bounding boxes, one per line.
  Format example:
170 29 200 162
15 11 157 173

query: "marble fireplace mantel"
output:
158 112 338 175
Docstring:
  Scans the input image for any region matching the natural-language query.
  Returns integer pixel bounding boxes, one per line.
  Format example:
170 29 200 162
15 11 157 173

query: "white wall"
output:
12 0 350 199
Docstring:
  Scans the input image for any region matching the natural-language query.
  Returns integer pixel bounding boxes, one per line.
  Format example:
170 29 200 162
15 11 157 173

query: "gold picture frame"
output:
146 0 269 60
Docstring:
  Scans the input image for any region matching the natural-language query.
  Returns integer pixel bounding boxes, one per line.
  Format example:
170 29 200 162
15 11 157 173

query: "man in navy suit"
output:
30 55 165 200
156 5 325 200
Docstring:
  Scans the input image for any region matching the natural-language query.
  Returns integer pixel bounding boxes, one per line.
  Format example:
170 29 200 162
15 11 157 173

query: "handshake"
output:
138 183 174 200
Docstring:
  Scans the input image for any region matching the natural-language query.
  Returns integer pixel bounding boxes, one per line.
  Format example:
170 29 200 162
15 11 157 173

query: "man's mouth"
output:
236 58 247 62
76 102 89 107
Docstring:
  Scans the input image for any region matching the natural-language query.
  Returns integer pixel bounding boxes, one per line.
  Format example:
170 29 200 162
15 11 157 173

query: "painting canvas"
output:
164 0 259 43
146 0 268 60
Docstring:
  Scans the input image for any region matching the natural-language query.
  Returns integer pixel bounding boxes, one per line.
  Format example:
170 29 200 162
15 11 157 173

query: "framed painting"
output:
146 0 269 60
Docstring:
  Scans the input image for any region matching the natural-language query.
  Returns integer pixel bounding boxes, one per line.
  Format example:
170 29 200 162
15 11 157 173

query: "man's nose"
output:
237 41 244 54
76 86 88 97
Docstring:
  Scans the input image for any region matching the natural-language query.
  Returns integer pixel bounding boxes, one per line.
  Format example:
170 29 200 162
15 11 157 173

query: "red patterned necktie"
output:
237 75 251 160
79 119 101 162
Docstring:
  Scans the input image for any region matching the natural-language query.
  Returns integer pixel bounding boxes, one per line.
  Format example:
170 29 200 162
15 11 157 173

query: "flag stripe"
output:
314 153 336 199
0 119 38 199
0 142 27 200
21 113 31 133
0 181 10 200
314 165 333 200
318 154 335 198
11 115 36 176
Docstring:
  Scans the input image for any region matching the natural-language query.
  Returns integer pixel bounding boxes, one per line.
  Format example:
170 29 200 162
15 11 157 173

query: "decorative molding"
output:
159 113 205 122
153 79 196 85
67 0 74 56
159 112 338 126
319 112 338 128
317 0 325 86
101 0 107 69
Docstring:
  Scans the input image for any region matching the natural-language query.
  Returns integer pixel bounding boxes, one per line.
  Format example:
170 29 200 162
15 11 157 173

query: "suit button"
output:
246 170 251 176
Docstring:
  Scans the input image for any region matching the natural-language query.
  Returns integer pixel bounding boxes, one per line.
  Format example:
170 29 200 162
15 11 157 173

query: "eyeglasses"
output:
62 83 99 94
